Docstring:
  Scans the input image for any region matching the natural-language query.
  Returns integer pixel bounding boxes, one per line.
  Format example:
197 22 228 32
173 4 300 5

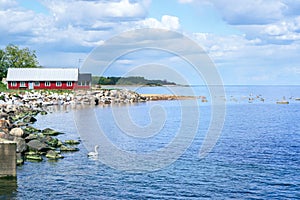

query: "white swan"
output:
88 145 99 157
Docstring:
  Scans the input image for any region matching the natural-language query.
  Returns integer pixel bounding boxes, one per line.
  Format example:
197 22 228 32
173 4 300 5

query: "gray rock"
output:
14 137 27 153
27 139 50 152
25 134 38 141
0 131 14 141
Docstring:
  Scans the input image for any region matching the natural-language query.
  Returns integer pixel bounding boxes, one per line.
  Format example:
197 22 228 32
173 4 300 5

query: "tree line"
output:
0 44 40 80
92 76 176 86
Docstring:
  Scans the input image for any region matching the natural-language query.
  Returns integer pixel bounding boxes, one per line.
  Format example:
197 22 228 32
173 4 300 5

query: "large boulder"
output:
27 139 50 152
9 128 24 137
14 137 27 153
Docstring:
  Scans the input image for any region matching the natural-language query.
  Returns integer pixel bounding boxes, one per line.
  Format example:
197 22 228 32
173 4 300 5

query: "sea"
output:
1 85 299 199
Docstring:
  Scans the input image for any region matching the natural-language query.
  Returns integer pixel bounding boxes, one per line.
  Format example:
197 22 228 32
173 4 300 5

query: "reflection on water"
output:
0 176 17 199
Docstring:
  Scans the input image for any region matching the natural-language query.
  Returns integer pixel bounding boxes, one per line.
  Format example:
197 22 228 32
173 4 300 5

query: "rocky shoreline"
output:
0 89 201 166
0 89 146 166
0 88 153 166
0 103 81 165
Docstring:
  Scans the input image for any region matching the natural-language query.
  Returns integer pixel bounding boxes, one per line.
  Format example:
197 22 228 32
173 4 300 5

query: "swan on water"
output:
88 145 99 157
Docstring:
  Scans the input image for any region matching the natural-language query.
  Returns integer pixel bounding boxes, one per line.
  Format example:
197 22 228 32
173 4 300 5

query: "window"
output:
11 82 17 87
20 81 26 87
67 81 72 87
77 81 82 86
34 81 40 86
56 81 62 87
45 81 50 87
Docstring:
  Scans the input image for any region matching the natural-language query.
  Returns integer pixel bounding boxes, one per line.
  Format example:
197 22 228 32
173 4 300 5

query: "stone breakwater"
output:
0 89 147 108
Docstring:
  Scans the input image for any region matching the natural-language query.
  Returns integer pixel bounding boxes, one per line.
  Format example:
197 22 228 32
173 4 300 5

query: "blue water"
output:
2 86 300 199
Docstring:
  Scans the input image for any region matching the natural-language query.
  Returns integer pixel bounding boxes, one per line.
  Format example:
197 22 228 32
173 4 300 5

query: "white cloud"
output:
138 15 180 30
42 0 149 27
209 0 287 25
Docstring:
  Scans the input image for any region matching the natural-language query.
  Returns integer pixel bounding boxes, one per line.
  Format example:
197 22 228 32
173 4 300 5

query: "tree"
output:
0 49 5 80
0 44 40 80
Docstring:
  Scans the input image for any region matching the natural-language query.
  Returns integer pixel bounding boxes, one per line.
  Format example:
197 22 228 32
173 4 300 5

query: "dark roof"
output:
78 73 92 81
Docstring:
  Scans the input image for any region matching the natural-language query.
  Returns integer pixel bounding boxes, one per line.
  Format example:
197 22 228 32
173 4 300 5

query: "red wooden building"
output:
6 68 91 90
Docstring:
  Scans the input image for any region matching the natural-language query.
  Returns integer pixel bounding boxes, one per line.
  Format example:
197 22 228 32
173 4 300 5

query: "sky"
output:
1 0 300 85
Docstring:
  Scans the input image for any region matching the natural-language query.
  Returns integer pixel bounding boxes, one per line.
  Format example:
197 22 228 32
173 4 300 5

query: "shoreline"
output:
0 89 201 171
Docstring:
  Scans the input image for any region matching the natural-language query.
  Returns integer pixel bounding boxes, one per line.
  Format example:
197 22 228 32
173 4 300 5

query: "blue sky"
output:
1 0 300 85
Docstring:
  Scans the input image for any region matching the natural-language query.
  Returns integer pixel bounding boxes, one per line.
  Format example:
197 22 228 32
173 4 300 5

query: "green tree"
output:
0 44 40 80
0 49 5 80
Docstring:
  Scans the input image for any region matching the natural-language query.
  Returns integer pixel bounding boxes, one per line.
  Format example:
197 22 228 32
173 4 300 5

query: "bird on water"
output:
88 145 99 157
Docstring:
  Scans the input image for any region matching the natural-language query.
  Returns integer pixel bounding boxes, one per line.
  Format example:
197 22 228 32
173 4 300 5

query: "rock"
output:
24 126 40 133
25 134 38 141
64 140 80 145
0 132 6 139
9 128 24 137
0 113 9 119
57 140 63 147
23 116 37 123
25 154 43 161
14 137 27 153
60 145 79 152
16 153 24 166
0 119 10 132
0 131 14 141
30 110 40 116
15 122 27 127
46 150 64 160
42 128 63 136
40 111 47 115
45 137 59 148
27 139 50 152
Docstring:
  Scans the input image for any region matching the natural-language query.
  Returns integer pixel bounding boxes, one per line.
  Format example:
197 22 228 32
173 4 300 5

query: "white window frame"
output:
56 81 62 87
11 81 17 87
45 81 51 87
67 81 72 87
20 81 26 87
34 81 40 86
